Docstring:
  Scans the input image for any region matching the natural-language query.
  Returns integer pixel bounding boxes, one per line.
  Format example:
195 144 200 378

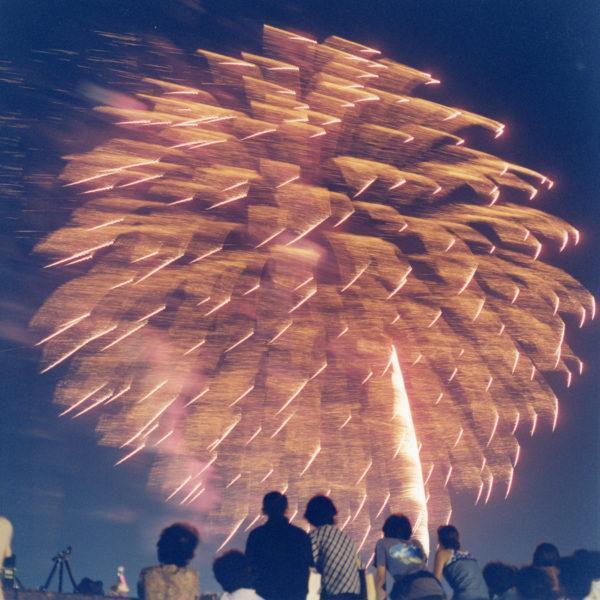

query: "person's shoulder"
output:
288 522 310 538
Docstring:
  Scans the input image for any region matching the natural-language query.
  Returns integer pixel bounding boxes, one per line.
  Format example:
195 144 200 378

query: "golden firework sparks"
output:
32 25 593 552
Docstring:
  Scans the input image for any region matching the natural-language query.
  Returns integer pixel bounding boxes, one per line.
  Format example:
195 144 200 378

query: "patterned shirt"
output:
310 525 361 596
138 564 200 600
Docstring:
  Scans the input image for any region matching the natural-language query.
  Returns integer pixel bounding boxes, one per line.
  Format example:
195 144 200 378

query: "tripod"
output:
40 546 78 593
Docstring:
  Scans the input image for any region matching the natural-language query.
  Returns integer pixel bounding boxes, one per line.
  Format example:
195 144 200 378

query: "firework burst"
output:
32 25 593 552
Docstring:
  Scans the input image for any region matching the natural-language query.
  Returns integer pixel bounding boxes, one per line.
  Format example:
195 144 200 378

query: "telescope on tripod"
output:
40 546 78 593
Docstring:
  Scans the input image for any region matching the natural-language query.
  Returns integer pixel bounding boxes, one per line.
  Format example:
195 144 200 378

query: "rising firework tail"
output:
31 25 594 553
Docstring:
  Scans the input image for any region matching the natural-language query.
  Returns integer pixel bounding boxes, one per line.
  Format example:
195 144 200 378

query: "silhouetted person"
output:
482 562 518 600
557 553 598 600
0 517 13 600
572 550 600 599
245 492 313 600
515 566 555 600
213 550 264 600
374 514 444 600
433 525 488 600
304 495 361 600
532 543 560 593
138 522 200 600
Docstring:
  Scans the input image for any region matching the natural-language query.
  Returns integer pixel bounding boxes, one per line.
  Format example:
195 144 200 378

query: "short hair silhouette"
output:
532 542 560 568
304 495 337 527
437 525 460 550
482 562 517 596
515 566 554 600
558 555 594 600
382 514 412 539
157 523 199 567
262 491 288 518
213 550 253 593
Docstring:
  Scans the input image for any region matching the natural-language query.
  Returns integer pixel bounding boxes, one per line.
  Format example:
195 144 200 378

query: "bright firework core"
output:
31 25 594 552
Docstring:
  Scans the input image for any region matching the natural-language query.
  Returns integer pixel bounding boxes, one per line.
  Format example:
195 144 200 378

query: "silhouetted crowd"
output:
136 491 599 600
2 495 598 600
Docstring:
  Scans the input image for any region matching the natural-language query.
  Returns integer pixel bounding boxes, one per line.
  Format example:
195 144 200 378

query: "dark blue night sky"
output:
1 0 598 594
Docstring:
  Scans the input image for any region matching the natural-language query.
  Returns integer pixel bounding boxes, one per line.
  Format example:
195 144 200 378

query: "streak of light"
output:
271 412 296 438
294 276 313 291
166 475 192 501
73 390 114 418
45 240 115 269
41 325 117 373
340 513 352 531
427 310 442 328
224 330 254 353
443 110 462 121
276 380 308 414
514 444 521 467
424 464 435 486
411 354 422 366
352 495 368 522
243 283 260 296
286 216 329 246
357 524 372 553
197 454 218 476
205 297 231 316
208 191 248 210
167 196 194 206
191 246 222 263
110 278 134 290
579 307 587 328
387 271 411 299
132 250 159 263
310 362 328 380
389 178 406 190
64 254 94 267
136 305 166 322
183 339 206 356
511 412 520 435
59 383 106 417
208 418 240 452
341 264 369 292
453 428 464 448
533 241 542 260
119 174 163 188
244 514 262 532
353 177 377 198
154 430 174 447
188 487 206 503
137 379 169 403
184 387 210 407
445 237 456 252
289 288 317 313
226 473 242 488
505 468 515 499
180 482 204 504
222 179 249 192
487 410 499 447
484 474 494 504
122 397 176 447
457 266 478 295
241 128 277 141
268 321 293 344
87 218 124 231
82 184 114 194
260 468 274 483
355 461 373 485
434 393 444 405
448 367 458 382
485 377 493 392
375 492 391 519
512 350 520 374
229 386 255 407
105 384 132 405
217 517 247 552
255 228 286 248
245 427 262 446
101 321 147 351
530 411 538 436
299 446 321 476
511 286 520 304
443 466 453 488
475 481 485 505
361 370 373 385
134 253 184 285
114 443 145 466
333 208 355 228
36 312 90 346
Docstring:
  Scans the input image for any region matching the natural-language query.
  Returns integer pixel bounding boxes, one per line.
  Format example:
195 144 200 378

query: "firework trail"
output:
31 26 594 551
